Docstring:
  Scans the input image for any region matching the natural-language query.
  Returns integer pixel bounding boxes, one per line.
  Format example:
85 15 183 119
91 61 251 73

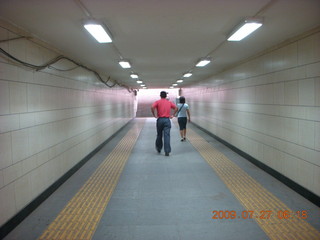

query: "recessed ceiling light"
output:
227 18 263 41
177 79 183 83
119 60 131 68
183 73 192 78
83 20 112 43
130 74 139 78
196 58 211 67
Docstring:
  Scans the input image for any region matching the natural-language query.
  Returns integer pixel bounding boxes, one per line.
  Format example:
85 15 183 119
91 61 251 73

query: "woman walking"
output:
176 96 191 141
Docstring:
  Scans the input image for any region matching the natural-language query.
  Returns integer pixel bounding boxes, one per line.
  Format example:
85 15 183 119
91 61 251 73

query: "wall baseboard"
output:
0 120 133 240
193 123 320 208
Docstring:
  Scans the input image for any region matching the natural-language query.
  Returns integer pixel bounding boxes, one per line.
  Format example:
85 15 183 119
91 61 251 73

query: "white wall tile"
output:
0 184 16 226
284 81 299 105
315 77 320 107
283 118 299 143
11 128 30 164
0 170 3 188
14 174 31 210
273 82 284 104
315 122 320 151
0 62 17 82
21 155 37 175
298 120 315 149
17 67 33 83
313 166 320 196
0 132 12 169
27 83 41 112
19 113 36 129
283 154 299 182
3 162 22 185
298 32 320 65
297 160 314 190
306 62 320 78
0 80 10 114
0 114 19 133
298 78 315 106
272 42 297 71
9 81 27 113
36 150 49 167
255 84 274 104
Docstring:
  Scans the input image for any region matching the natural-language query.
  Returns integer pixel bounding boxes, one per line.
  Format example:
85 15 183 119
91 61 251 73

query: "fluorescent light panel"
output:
228 18 263 41
84 23 112 43
130 74 139 78
183 73 192 78
177 79 183 83
119 60 131 68
196 58 211 67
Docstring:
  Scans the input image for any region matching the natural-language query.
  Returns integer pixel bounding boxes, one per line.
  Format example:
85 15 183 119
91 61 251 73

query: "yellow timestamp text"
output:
211 210 308 220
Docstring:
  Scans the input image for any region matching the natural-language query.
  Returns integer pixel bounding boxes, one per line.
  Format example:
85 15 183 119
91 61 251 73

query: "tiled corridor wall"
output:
183 28 320 197
0 22 135 226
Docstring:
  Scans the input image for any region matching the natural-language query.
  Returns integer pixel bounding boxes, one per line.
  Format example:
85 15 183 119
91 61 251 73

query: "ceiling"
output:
0 0 320 90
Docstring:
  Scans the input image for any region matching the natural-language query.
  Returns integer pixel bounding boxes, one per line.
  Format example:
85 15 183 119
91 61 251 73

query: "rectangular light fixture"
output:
119 60 131 68
84 20 112 43
196 58 211 67
227 18 263 41
183 73 192 78
177 79 184 83
130 73 139 78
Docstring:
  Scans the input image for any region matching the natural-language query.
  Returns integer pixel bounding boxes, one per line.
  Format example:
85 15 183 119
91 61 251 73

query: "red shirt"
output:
152 98 177 118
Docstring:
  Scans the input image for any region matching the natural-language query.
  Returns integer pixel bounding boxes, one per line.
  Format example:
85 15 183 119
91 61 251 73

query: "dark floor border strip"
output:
0 119 133 240
193 123 320 208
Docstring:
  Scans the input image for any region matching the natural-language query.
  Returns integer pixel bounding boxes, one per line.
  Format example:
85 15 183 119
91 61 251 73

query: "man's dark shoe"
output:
156 147 161 153
165 152 169 156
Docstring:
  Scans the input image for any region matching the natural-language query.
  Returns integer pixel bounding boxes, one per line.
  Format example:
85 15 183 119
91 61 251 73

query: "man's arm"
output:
171 106 178 118
151 106 157 118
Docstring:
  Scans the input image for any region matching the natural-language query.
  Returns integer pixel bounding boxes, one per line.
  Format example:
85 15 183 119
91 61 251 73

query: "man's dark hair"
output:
160 91 167 98
179 96 185 103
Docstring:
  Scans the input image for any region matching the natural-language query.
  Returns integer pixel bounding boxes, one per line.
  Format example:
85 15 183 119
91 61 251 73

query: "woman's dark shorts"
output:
178 117 187 130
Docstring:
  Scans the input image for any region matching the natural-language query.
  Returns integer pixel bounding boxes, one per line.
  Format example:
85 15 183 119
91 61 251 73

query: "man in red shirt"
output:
151 91 178 156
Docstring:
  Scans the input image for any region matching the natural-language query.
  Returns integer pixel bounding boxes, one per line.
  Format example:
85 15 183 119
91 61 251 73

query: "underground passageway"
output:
0 1 320 239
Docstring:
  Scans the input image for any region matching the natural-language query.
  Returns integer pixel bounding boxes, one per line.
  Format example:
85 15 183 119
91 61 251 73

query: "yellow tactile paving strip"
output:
38 121 144 240
187 128 320 240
